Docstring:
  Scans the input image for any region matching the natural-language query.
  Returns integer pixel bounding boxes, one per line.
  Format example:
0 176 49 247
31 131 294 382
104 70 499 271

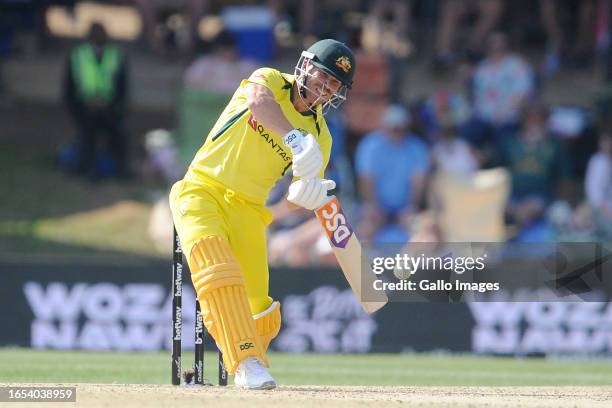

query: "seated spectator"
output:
355 104 430 243
585 127 612 240
498 102 573 242
464 32 535 164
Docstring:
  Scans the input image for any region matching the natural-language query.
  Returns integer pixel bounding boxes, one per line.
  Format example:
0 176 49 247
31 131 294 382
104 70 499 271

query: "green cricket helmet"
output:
294 39 356 114
305 39 355 88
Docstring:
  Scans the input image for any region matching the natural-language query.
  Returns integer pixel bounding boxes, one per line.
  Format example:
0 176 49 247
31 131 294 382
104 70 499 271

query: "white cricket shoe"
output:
234 356 276 390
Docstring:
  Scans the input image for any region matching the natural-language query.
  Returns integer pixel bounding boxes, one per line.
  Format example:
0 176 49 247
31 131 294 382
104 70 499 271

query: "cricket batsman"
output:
169 39 356 389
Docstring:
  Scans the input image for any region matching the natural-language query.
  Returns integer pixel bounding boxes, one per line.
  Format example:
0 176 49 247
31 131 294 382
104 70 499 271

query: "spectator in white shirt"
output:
464 33 535 150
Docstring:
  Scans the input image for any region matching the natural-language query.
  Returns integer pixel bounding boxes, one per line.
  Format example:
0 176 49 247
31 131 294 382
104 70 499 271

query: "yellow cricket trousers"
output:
169 176 274 314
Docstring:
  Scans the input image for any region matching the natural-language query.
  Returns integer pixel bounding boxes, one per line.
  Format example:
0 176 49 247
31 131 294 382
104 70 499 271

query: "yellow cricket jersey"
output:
185 67 332 205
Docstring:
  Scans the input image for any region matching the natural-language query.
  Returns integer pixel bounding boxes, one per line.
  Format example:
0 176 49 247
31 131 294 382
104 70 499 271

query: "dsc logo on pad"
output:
316 197 353 249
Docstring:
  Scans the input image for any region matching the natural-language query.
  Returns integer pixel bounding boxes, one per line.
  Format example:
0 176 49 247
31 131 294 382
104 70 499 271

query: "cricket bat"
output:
315 196 388 314
283 130 388 314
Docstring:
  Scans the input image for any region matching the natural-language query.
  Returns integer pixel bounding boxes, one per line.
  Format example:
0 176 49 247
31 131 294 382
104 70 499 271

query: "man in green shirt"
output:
498 102 572 235
63 22 129 179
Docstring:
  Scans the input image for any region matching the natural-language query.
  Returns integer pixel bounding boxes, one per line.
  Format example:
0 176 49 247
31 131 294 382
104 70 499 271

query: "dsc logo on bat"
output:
316 197 353 249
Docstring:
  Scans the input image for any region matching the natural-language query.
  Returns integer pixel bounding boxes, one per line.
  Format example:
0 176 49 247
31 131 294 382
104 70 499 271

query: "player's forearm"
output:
245 84 293 135
251 100 293 135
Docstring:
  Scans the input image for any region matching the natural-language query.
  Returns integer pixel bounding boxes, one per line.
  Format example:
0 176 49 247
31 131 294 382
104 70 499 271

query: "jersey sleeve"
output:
241 67 288 102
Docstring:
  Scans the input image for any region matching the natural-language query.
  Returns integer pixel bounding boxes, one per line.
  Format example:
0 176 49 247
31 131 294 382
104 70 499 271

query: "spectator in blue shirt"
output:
355 104 430 243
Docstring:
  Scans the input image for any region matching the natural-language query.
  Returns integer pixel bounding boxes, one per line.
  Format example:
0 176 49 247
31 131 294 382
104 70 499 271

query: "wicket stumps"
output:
172 227 228 386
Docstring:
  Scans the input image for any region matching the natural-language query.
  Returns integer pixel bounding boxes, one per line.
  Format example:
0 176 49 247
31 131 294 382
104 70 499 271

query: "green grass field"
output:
1 349 610 386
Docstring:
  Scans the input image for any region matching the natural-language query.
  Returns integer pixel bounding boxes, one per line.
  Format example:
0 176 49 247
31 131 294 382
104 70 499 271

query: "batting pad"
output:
190 236 268 374
253 301 281 352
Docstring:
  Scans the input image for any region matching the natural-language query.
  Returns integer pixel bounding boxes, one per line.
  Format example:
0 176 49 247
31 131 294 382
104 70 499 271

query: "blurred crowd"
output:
1 0 612 263
266 1 612 266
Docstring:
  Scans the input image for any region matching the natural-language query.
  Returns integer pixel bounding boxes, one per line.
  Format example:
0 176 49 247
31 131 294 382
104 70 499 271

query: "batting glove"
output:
287 178 336 210
287 132 323 180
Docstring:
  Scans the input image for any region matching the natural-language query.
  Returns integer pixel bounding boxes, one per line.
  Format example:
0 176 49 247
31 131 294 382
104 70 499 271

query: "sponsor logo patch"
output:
247 115 290 162
316 197 353 249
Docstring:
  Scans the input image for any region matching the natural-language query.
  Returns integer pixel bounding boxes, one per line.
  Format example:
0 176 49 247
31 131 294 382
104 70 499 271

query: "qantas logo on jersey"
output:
248 115 290 162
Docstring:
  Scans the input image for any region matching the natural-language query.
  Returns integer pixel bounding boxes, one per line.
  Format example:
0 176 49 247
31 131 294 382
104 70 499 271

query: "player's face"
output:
304 66 342 105
310 67 342 99
294 55 348 114
298 64 342 108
